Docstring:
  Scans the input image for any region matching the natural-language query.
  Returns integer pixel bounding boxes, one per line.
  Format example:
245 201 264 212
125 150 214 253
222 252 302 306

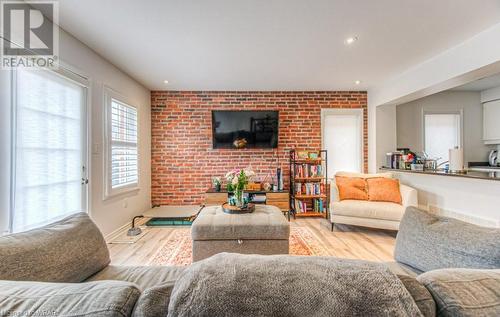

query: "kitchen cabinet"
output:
483 100 500 144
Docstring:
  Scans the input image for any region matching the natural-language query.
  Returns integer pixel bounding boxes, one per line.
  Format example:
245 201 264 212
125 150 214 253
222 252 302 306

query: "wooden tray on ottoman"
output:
222 203 255 214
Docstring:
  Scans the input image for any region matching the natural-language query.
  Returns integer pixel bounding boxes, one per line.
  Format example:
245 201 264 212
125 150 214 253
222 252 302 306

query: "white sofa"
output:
330 172 418 231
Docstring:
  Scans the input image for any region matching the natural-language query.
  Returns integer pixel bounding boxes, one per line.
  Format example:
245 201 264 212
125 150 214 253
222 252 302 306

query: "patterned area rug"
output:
149 226 329 266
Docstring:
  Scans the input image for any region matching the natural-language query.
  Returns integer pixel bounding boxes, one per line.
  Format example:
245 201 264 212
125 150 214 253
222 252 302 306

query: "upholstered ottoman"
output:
191 205 290 261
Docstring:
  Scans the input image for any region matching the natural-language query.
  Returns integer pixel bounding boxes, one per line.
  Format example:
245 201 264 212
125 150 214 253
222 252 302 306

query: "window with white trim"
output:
105 91 139 198
424 112 461 165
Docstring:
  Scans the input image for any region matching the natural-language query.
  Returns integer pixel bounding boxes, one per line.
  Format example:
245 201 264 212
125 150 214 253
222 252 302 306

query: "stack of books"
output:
294 183 324 195
295 164 323 178
294 198 326 213
313 199 325 212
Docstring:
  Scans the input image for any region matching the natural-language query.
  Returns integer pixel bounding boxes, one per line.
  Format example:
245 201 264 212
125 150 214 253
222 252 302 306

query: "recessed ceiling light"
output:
345 36 358 45
163 80 169 84
355 80 361 85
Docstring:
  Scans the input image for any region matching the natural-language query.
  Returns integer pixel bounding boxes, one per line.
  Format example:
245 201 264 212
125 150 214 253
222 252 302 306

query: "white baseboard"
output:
104 221 131 243
104 217 150 242
420 204 499 228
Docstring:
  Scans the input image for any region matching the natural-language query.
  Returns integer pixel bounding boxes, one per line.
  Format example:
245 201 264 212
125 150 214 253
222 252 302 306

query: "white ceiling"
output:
452 72 500 91
51 0 500 91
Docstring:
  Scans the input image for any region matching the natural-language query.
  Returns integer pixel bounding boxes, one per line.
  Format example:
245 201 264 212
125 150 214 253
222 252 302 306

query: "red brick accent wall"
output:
151 91 368 205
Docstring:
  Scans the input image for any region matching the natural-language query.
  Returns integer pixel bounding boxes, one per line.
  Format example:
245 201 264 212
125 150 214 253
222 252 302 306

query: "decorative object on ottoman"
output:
222 202 255 214
191 204 290 261
212 177 222 192
224 168 255 207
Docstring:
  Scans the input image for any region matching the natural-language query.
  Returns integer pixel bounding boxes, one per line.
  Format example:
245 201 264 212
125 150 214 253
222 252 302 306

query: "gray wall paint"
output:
396 91 493 163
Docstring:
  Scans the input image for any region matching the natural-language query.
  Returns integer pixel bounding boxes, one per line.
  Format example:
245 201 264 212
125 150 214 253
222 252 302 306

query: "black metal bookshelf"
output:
289 149 328 220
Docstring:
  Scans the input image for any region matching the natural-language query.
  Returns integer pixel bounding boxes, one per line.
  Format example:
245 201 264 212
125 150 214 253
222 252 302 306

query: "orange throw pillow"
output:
366 178 402 204
335 176 368 201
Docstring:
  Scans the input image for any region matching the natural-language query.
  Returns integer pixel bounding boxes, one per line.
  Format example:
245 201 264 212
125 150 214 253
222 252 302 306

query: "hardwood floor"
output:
108 218 397 265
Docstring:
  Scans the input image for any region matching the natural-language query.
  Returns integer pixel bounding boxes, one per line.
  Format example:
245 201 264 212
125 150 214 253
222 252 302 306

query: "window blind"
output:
424 113 461 164
12 68 86 232
111 99 138 188
323 112 362 177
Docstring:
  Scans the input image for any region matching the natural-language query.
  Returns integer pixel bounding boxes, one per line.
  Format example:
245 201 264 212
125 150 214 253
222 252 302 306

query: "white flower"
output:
232 177 238 185
212 177 221 185
243 168 255 178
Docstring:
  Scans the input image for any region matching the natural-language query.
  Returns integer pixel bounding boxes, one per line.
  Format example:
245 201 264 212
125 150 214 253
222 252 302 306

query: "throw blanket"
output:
168 253 422 317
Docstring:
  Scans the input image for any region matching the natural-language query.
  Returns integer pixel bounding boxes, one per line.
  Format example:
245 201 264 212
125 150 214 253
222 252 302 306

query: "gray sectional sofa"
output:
0 213 185 317
0 208 498 316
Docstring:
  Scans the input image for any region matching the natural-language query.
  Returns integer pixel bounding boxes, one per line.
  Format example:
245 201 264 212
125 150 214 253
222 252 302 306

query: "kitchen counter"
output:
380 167 500 181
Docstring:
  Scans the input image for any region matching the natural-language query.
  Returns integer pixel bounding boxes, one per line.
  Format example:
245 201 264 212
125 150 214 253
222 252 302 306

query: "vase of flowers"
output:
225 168 255 207
212 177 222 192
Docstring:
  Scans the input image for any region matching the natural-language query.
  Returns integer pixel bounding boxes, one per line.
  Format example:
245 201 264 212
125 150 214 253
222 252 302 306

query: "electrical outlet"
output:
123 198 128 208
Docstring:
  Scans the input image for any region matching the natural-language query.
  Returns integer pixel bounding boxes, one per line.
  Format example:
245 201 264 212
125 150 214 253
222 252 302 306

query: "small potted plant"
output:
212 177 222 192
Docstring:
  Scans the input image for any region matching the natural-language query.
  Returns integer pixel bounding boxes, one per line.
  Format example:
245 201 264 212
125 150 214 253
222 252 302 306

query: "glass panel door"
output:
322 109 363 178
11 68 87 232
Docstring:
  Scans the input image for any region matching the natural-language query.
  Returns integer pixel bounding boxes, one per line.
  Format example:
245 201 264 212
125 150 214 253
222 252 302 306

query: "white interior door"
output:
322 109 363 179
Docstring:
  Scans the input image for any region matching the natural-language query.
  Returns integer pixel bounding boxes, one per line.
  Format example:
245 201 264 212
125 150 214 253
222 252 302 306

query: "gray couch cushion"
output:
86 265 186 317
398 275 436 317
0 212 110 283
385 261 422 278
417 268 500 316
168 253 422 317
394 207 500 272
0 280 140 317
132 283 174 317
191 205 290 240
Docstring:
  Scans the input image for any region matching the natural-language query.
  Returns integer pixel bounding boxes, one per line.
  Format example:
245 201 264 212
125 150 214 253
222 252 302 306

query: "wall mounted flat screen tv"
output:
212 110 279 149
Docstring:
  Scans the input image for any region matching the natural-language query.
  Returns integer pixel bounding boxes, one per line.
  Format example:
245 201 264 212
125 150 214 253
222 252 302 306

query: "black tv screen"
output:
212 110 279 149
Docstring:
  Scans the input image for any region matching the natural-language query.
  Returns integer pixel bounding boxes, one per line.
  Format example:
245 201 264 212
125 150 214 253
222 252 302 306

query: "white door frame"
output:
321 108 364 179
9 65 90 233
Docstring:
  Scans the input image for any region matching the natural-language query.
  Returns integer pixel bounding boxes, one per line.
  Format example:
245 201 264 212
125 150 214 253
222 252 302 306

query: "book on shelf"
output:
294 151 320 160
313 199 325 213
294 182 325 195
294 164 323 178
294 198 326 213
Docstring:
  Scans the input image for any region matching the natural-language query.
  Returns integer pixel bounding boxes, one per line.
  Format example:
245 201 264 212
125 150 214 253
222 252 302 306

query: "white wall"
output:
0 52 11 235
396 91 494 163
368 23 500 227
0 30 151 236
481 85 500 103
375 104 397 169
369 23 500 108
394 172 500 228
60 30 152 236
